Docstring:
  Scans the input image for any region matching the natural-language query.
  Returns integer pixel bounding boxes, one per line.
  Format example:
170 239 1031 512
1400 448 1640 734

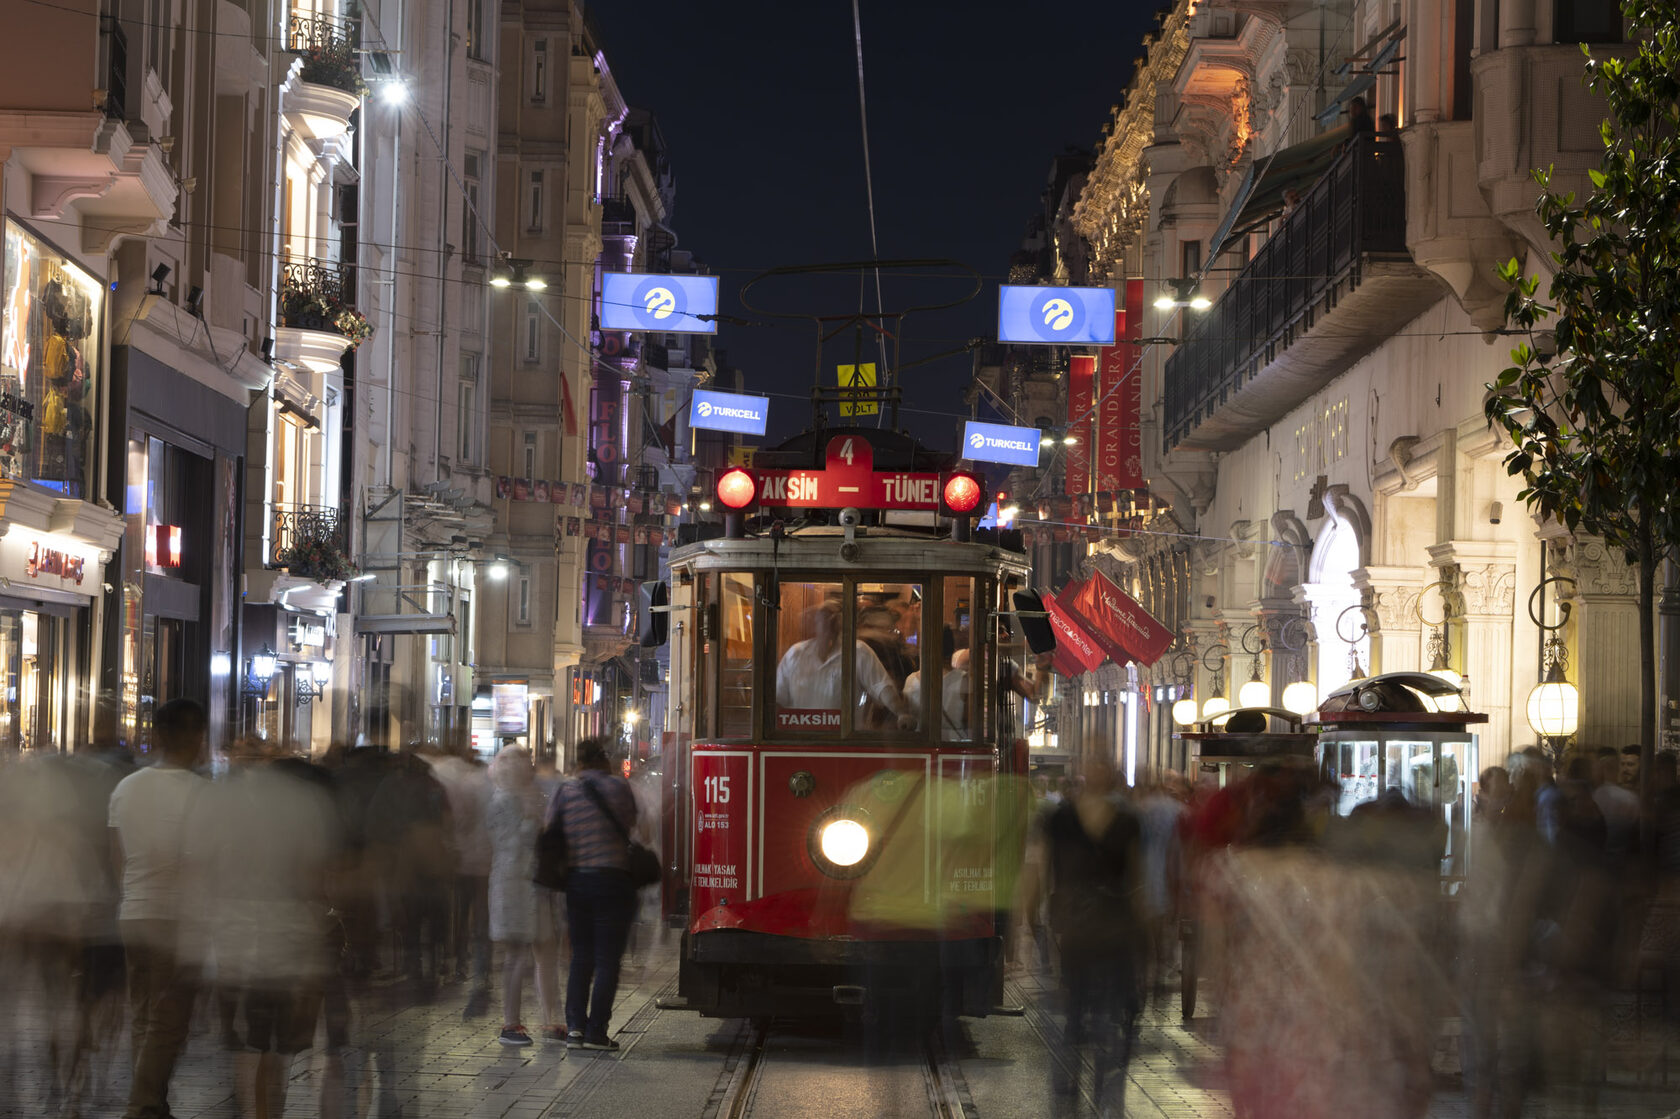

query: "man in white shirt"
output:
108 698 208 1119
776 603 915 729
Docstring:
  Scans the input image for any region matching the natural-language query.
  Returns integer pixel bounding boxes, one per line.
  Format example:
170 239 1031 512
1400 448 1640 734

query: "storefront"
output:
104 347 245 751
0 219 124 752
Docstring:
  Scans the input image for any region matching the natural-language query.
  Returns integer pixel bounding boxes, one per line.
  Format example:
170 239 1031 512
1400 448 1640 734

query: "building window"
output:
523 298 541 362
462 152 482 263
1554 1 1622 43
457 378 477 464
516 575 531 626
531 38 547 103
1180 239 1202 280
523 431 537 480
465 0 486 60
527 170 544 232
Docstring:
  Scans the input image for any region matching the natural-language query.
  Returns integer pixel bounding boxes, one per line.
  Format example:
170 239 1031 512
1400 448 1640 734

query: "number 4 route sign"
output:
837 363 878 417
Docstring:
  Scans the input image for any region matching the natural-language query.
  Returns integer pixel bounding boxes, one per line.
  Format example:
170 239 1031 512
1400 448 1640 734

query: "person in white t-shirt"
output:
905 648 973 740
776 603 915 729
107 698 208 1119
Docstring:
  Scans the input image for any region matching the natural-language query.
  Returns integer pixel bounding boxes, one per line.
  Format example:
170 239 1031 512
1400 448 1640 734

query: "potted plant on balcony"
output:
275 533 358 584
280 285 374 349
297 43 368 98
334 307 373 349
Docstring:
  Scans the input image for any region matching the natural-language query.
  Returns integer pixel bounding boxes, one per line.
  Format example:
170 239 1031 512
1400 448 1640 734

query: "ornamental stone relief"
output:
1369 584 1423 633
1459 563 1517 616
1574 538 1638 597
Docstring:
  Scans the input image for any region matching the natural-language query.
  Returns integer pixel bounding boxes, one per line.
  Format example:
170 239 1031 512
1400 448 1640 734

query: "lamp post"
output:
1275 615 1319 716
1416 578 1465 711
1334 603 1370 683
1170 649 1200 727
1524 575 1579 755
245 643 279 699
295 660 333 706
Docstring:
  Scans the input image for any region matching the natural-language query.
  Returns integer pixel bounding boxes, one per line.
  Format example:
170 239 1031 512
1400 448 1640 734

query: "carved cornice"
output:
1459 563 1517 616
1572 537 1638 598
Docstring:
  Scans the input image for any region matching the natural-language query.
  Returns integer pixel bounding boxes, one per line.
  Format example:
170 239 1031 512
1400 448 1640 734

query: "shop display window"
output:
0 221 104 496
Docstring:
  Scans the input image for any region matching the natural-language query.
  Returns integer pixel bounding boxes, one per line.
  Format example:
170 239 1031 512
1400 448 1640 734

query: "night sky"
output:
587 0 1169 447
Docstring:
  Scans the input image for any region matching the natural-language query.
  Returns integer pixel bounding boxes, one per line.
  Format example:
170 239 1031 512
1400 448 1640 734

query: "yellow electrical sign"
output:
727 446 756 467
837 363 878 417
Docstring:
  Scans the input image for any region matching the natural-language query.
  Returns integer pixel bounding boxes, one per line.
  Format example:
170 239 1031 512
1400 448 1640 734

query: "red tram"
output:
654 428 1035 1019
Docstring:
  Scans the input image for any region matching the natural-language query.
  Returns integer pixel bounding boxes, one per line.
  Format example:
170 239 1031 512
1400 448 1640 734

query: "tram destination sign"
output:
752 436 947 511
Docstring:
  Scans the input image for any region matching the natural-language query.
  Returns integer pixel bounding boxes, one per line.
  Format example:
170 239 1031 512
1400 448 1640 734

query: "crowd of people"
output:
0 705 651 1119
1015 742 1680 1119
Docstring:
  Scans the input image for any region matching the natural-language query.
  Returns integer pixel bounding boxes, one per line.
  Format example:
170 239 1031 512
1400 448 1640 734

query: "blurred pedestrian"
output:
107 698 208 1119
1041 755 1143 1117
486 747 561 1046
365 743 454 993
553 737 639 1051
423 737 493 1016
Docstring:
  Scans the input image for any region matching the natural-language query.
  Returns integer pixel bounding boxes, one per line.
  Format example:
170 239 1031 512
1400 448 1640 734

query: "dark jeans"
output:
121 919 199 1119
564 869 637 1040
452 873 491 991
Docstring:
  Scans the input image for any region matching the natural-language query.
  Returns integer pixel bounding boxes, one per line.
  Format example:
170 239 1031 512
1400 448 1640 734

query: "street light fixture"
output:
489 256 547 291
1153 277 1212 312
1524 575 1579 748
244 643 278 699
1200 642 1229 720
1170 648 1199 726
296 660 333 706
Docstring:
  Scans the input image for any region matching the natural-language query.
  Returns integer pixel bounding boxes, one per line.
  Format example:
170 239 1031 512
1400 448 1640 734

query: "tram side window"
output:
716 572 755 738
995 576 1033 745
857 581 923 735
913 576 978 741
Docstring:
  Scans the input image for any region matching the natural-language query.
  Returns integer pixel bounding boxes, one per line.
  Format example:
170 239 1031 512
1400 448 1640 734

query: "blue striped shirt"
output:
550 770 638 871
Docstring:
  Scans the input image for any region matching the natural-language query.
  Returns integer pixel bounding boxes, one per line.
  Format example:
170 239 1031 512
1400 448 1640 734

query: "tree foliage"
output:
1485 0 1680 790
1485 1 1680 560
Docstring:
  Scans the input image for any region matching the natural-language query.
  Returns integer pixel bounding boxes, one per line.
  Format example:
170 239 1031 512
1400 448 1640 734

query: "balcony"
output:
283 14 362 139
1163 135 1442 454
275 258 366 374
601 196 637 231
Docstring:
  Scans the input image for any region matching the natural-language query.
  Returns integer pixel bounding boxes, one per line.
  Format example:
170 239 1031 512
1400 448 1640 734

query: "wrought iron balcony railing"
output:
281 257 358 333
601 196 637 228
288 14 362 95
271 502 352 577
1163 134 1407 453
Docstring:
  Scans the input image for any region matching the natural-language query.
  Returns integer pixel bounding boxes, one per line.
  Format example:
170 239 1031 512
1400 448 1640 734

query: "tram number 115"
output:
702 775 732 804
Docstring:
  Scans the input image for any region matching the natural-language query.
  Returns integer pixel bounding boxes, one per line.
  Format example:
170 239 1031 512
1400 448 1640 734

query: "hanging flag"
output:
1066 355 1093 500
1094 280 1145 492
1044 592 1106 673
1071 570 1175 666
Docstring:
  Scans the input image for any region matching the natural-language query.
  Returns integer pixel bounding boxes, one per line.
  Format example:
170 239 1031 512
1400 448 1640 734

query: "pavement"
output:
4 941 1680 1118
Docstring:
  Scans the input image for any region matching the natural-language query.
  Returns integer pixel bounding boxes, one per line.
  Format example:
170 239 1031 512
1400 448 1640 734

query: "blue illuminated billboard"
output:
997 285 1116 346
690 388 769 436
962 420 1041 468
600 272 720 334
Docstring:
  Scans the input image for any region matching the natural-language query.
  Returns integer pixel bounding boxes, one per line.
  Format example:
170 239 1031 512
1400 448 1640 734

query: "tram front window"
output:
907 576 979 741
772 579 921 736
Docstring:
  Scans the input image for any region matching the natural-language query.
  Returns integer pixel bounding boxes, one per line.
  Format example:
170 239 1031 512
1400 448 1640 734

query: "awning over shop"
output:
354 613 456 635
1212 124 1352 255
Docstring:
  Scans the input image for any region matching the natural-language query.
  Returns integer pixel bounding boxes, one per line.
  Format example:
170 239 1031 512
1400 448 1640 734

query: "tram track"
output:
711 1017 975 1119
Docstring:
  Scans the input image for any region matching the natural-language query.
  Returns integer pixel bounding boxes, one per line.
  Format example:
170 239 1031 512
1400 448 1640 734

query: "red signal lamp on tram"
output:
716 467 758 538
940 471 984 541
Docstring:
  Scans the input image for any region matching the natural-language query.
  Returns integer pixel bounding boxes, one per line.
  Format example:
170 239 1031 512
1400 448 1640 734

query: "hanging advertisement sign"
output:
1065 356 1093 499
600 272 719 334
962 420 1040 468
1044 592 1106 673
1095 281 1145 492
997 284 1117 345
690 388 769 436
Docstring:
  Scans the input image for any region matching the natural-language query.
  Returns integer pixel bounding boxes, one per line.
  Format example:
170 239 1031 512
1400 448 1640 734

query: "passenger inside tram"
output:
774 602 916 730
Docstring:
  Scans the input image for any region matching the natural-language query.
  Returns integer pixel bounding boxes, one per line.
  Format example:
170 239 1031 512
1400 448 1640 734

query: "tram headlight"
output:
818 818 870 867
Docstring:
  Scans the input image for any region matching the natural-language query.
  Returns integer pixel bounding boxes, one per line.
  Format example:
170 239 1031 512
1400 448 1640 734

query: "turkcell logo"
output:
600 272 720 335
997 285 1116 345
690 388 768 436
962 421 1041 467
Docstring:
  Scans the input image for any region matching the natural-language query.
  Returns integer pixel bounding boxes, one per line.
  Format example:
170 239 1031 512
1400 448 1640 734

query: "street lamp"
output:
1200 642 1229 720
489 256 547 291
1153 277 1213 312
1524 575 1579 749
244 643 278 699
296 659 333 706
1170 649 1199 726
1237 624 1270 709
1416 578 1463 708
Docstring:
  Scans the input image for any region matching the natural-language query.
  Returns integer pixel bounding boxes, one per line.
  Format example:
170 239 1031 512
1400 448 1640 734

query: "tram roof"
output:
669 527 1029 577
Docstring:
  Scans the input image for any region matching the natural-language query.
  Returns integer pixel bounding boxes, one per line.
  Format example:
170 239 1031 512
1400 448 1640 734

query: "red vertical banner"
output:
1066 354 1094 501
1095 280 1145 492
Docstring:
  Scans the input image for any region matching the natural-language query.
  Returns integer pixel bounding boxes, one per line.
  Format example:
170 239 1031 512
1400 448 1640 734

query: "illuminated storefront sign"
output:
493 680 530 736
600 272 720 334
144 524 183 569
25 540 85 584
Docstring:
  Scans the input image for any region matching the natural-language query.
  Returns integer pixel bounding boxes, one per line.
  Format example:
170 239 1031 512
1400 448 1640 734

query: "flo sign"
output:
997 285 1117 346
600 272 720 334
962 420 1040 467
690 388 769 436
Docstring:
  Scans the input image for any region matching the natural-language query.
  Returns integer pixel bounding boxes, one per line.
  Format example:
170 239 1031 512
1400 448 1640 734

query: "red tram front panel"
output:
689 749 753 917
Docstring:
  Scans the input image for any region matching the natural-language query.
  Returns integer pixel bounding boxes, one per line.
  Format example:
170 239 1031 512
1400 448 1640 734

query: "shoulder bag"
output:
578 777 661 888
532 789 570 891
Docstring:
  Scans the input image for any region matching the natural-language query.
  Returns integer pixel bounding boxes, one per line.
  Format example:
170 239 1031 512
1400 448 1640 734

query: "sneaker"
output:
498 1026 533 1047
580 1036 619 1052
541 1027 567 1043
565 1030 585 1049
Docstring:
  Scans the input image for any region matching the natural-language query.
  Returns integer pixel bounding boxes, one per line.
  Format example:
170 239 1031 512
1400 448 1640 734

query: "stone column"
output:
1355 565 1428 675
1570 537 1643 750
1294 581 1367 694
1256 597 1310 707
1430 541 1517 768
1498 0 1537 47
